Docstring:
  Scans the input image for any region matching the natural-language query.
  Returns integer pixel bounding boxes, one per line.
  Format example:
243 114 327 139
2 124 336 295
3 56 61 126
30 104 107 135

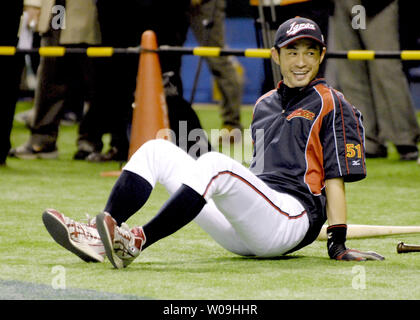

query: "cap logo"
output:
286 21 316 36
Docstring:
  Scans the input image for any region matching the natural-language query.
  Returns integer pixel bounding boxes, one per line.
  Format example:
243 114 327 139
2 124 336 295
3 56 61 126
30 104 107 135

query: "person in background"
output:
0 0 25 166
332 0 420 160
190 0 244 143
9 0 104 160
85 0 212 162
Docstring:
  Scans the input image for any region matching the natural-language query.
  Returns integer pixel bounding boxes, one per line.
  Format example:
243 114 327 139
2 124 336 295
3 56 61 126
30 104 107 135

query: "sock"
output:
104 170 153 226
142 184 206 249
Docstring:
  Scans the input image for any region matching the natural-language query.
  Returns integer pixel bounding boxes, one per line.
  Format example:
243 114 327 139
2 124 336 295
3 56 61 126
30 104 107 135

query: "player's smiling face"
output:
271 38 326 88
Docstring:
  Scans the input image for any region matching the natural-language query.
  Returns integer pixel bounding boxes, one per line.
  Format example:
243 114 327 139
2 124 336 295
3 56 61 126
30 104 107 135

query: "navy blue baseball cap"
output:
273 17 326 49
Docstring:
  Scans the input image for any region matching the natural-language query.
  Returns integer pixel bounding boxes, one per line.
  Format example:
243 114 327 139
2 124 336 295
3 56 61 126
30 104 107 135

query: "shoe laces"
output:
115 223 133 243
67 214 100 242
114 223 141 257
82 213 97 228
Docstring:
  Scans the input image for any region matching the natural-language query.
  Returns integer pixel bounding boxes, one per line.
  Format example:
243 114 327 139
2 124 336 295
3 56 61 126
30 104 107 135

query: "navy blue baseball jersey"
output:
250 78 366 251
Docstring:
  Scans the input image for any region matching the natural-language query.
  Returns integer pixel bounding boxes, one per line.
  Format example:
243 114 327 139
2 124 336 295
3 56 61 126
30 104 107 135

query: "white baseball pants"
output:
124 139 309 257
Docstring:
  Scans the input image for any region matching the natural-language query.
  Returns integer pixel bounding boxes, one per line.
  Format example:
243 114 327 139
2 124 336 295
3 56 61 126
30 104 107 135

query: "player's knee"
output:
196 151 224 164
195 151 234 173
142 138 173 151
128 139 173 164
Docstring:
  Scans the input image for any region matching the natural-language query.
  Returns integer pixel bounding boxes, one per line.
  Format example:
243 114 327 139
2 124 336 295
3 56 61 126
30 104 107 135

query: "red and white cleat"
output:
96 212 145 269
42 209 105 263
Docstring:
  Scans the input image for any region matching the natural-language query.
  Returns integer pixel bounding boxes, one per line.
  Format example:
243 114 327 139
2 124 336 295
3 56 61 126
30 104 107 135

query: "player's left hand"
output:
333 247 385 261
327 224 385 261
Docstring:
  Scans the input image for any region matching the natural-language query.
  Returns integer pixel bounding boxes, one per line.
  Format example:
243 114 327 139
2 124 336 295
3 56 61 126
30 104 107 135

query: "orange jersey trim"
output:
304 84 335 195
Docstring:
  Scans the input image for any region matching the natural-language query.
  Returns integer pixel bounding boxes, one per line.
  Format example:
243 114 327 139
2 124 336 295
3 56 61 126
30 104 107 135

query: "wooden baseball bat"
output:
316 224 420 240
397 242 420 253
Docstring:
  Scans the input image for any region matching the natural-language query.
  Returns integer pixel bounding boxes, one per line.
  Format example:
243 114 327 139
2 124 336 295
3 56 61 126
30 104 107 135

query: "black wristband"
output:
327 224 348 259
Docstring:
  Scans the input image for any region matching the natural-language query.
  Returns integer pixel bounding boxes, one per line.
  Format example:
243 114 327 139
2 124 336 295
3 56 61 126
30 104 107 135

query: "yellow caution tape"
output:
193 47 221 57
244 49 272 58
39 46 66 57
87 47 114 57
0 46 16 55
401 50 420 60
347 50 375 60
3 46 420 61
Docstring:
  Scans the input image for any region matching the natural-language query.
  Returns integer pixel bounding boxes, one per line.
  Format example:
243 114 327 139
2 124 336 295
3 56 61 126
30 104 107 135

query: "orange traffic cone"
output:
128 30 171 159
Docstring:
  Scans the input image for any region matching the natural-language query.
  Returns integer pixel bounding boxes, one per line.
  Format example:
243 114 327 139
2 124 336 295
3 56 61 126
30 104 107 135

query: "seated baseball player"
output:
42 17 384 268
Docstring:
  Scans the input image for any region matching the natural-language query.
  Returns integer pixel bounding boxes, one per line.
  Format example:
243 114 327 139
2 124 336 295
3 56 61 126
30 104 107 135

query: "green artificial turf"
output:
1 101 420 300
